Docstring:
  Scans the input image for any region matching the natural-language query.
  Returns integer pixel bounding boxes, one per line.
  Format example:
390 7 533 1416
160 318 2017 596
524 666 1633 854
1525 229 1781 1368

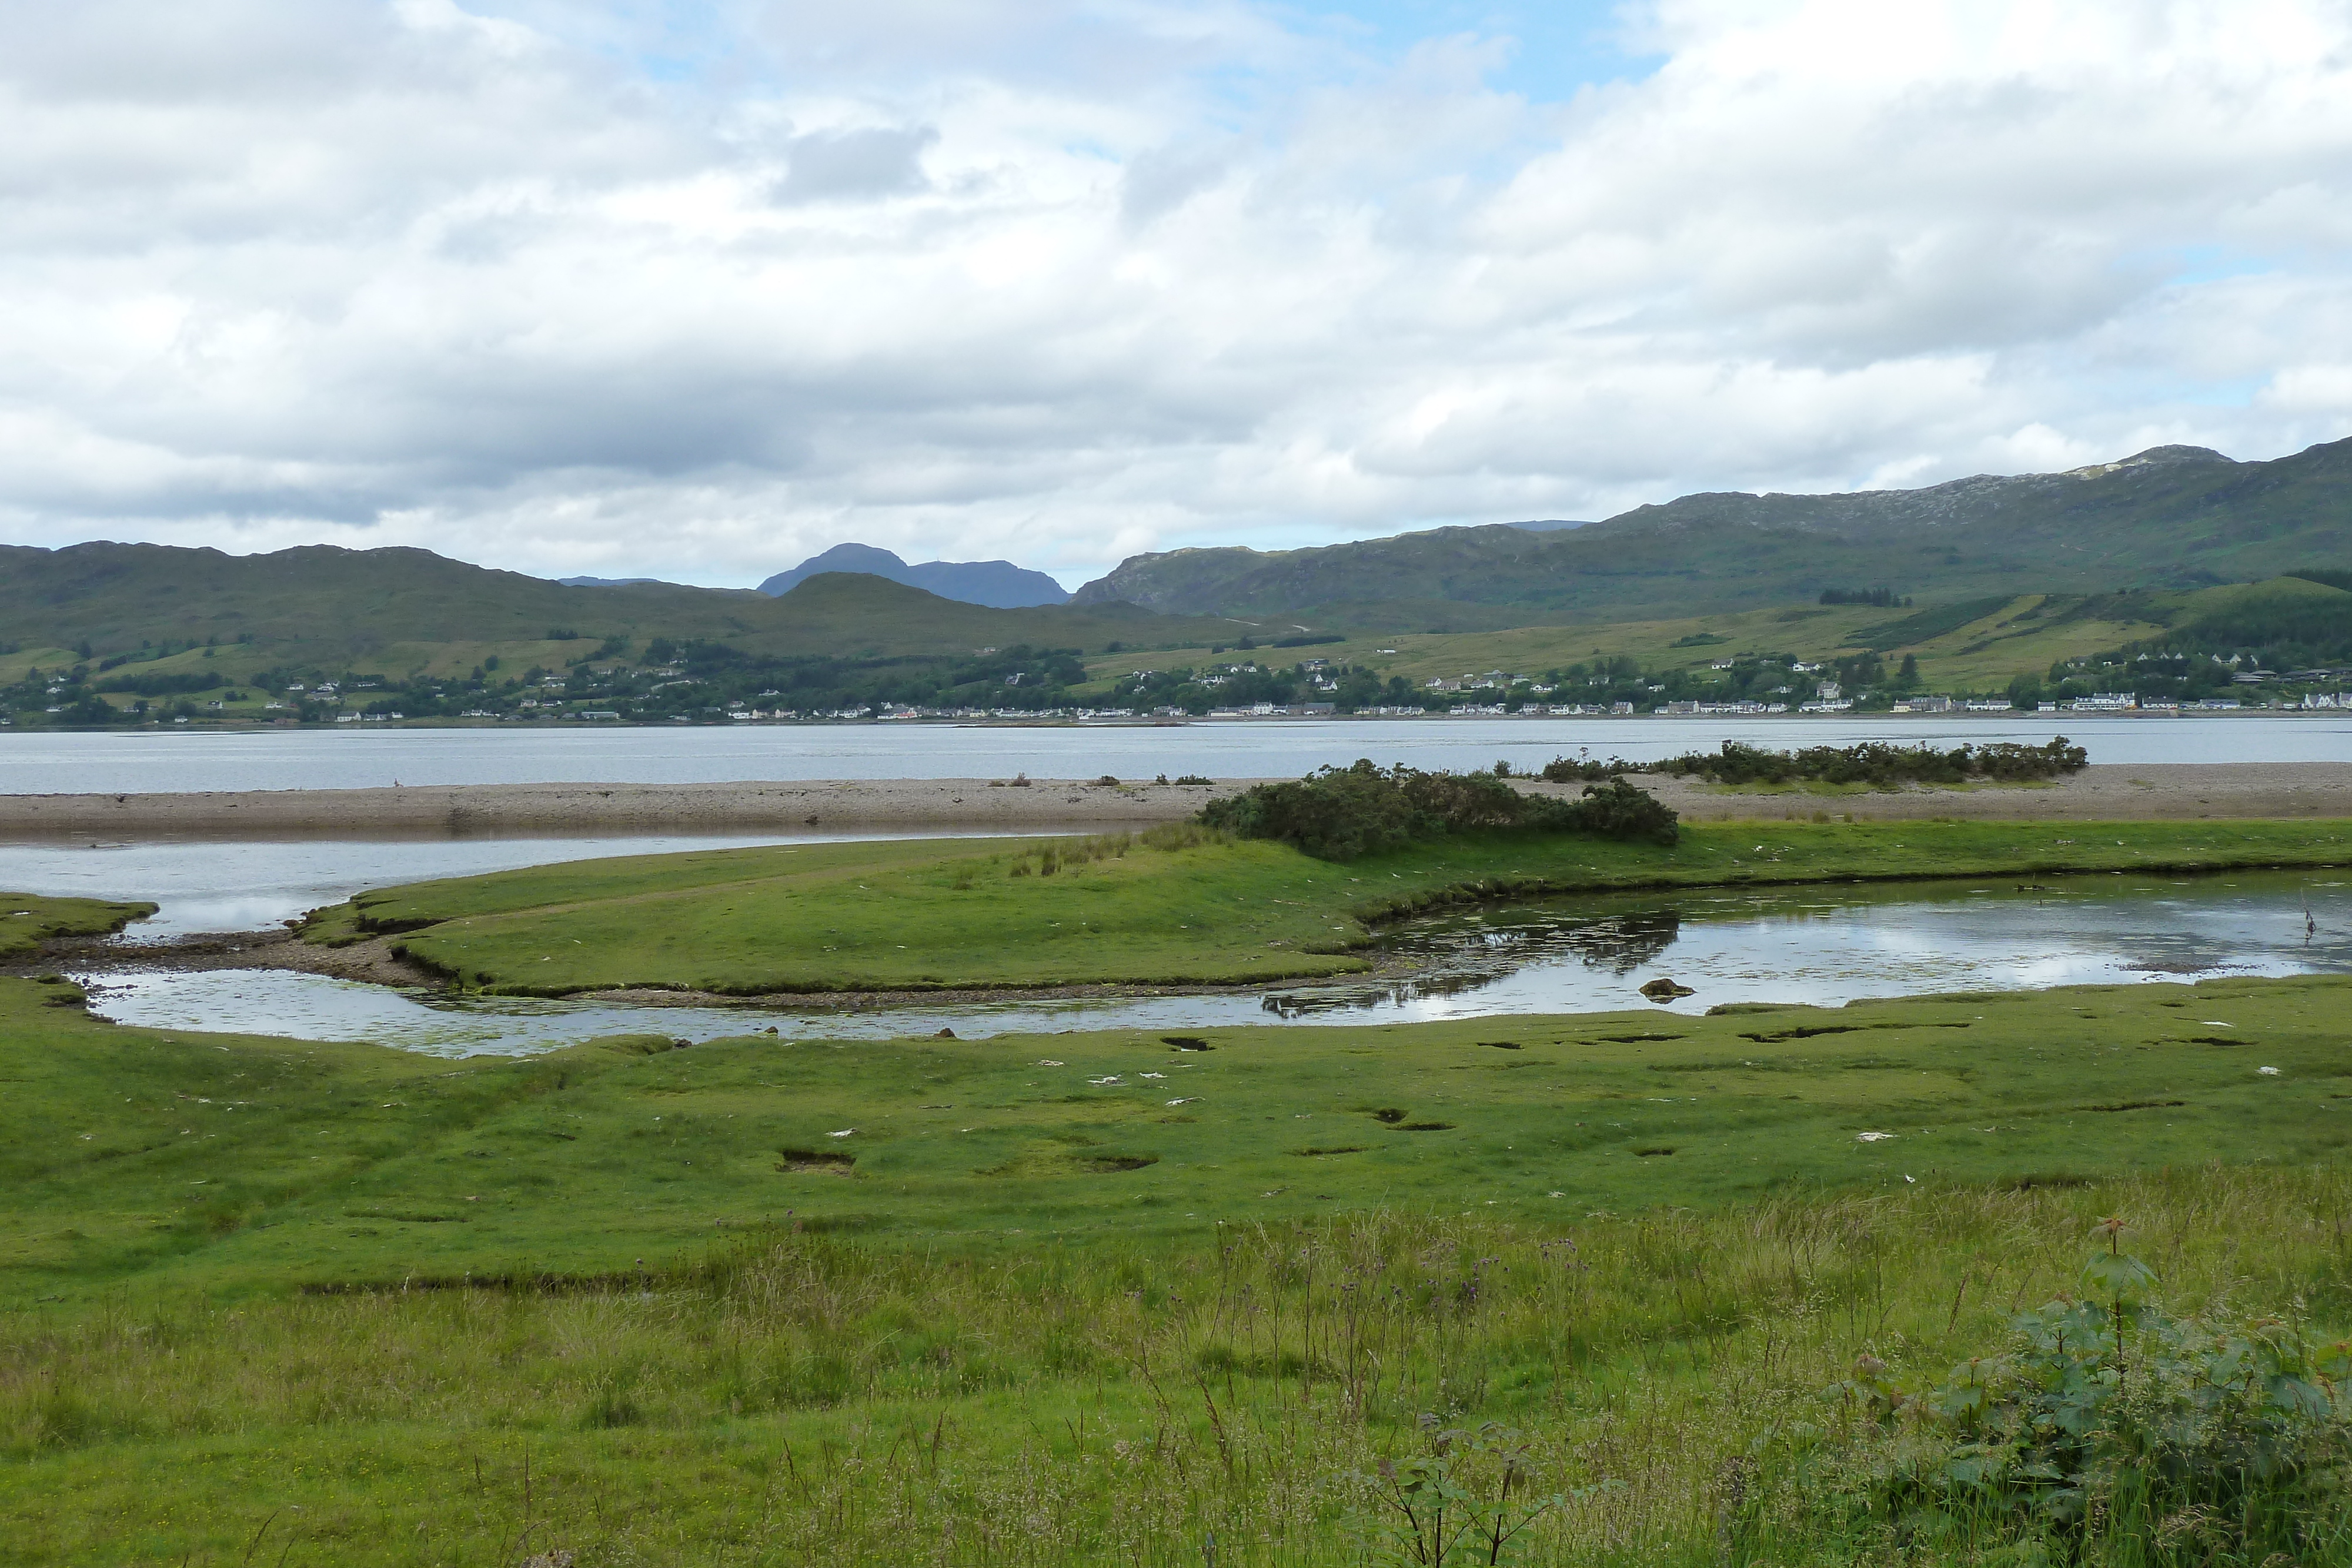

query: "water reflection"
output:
1552 910 1682 974
1260 910 1681 1017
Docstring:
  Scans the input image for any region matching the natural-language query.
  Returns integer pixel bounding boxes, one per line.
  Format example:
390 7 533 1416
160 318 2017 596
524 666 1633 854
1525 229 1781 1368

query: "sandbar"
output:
2 763 2350 841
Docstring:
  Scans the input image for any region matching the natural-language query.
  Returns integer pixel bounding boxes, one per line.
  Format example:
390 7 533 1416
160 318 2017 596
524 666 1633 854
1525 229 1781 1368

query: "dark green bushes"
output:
1647 737 2088 787
1199 760 1678 861
91 670 225 697
1538 754 1643 782
1541 738 2088 788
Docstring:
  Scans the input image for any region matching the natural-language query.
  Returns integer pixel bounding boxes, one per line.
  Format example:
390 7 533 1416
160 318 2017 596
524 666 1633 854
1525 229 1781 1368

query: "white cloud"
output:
2 0 2350 587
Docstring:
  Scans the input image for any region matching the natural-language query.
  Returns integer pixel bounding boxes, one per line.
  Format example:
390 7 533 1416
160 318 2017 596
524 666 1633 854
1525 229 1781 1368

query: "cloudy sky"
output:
5 0 2351 590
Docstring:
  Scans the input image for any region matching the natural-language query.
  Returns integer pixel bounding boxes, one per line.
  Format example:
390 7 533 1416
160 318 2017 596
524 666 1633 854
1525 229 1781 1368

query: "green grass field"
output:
5 965 2352 1563
307 817 2352 997
9 969 2349 1304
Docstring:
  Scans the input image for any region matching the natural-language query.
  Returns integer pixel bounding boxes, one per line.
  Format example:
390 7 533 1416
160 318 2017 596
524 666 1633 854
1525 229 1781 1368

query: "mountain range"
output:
757 543 1070 607
0 544 1220 667
7 437 2344 678
1070 438 2352 628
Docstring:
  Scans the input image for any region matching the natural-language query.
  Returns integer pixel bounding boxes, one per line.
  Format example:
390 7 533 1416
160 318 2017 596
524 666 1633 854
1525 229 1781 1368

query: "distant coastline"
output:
3 701 2338 735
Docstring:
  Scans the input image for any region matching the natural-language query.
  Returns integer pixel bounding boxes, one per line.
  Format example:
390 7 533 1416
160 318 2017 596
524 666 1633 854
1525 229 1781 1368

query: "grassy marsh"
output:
8 967 2350 1302
302 817 2352 997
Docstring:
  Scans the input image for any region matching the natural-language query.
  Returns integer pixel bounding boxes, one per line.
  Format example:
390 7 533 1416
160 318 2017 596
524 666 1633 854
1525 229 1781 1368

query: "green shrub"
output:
1199 760 1677 861
1747 1219 2352 1564
1558 778 1679 844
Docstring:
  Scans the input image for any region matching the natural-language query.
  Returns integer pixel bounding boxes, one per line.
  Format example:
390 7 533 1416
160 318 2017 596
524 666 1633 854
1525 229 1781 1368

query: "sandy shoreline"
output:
3 763 2352 840
0 777 1232 838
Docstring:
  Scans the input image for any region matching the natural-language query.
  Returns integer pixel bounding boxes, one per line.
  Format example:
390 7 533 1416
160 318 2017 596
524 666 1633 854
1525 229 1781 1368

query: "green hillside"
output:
1078 576 2352 713
1073 437 2352 624
2029 573 2352 704
0 544 1234 664
0 549 1244 726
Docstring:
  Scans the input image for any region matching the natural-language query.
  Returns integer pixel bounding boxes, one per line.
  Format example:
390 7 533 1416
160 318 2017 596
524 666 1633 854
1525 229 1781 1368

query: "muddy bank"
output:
16 926 440 988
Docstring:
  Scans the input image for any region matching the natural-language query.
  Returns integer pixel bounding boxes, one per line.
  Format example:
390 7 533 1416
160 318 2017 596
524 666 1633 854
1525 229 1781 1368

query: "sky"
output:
4 0 2351 591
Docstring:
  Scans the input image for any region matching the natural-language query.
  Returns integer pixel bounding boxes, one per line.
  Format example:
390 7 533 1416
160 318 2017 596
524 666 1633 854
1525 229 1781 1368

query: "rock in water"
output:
1639 977 1696 1001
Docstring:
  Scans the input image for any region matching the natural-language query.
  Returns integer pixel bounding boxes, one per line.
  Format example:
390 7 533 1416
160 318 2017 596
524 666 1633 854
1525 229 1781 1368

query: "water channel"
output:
60 871 2352 1058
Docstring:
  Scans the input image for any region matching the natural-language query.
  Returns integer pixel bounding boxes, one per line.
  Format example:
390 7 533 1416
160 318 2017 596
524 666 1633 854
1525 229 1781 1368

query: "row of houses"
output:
2059 695 2248 713
427 689 2335 724
1659 700 1792 716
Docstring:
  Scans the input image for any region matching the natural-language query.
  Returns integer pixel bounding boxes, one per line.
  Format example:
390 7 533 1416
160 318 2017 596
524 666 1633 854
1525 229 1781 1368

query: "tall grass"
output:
8 1164 2352 1564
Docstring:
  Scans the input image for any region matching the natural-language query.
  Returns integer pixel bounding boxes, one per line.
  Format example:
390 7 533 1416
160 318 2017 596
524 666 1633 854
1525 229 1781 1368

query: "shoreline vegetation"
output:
1202 763 1683 861
1585 735 2090 787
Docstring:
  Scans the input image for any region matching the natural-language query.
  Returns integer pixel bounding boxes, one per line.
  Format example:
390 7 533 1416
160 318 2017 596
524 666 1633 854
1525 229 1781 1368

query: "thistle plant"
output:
1355 1417 1582 1566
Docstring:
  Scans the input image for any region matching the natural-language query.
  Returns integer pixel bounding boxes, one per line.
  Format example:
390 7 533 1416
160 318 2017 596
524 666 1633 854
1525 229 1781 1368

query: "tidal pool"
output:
69 871 2351 1056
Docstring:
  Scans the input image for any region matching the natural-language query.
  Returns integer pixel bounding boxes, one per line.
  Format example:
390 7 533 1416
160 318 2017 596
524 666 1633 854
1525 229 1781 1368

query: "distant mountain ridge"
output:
1071 438 2352 627
0 543 1222 664
759 543 1070 607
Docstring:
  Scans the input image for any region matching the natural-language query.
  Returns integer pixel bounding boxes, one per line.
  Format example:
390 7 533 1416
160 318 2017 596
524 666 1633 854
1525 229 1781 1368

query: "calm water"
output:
6 714 2351 798
69 871 2352 1056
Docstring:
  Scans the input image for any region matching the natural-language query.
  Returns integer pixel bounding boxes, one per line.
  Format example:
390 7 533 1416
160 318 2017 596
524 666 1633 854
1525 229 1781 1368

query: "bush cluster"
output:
1645 737 2088 787
1538 754 1644 782
1198 760 1678 861
1538 738 2089 788
1749 1221 2352 1564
